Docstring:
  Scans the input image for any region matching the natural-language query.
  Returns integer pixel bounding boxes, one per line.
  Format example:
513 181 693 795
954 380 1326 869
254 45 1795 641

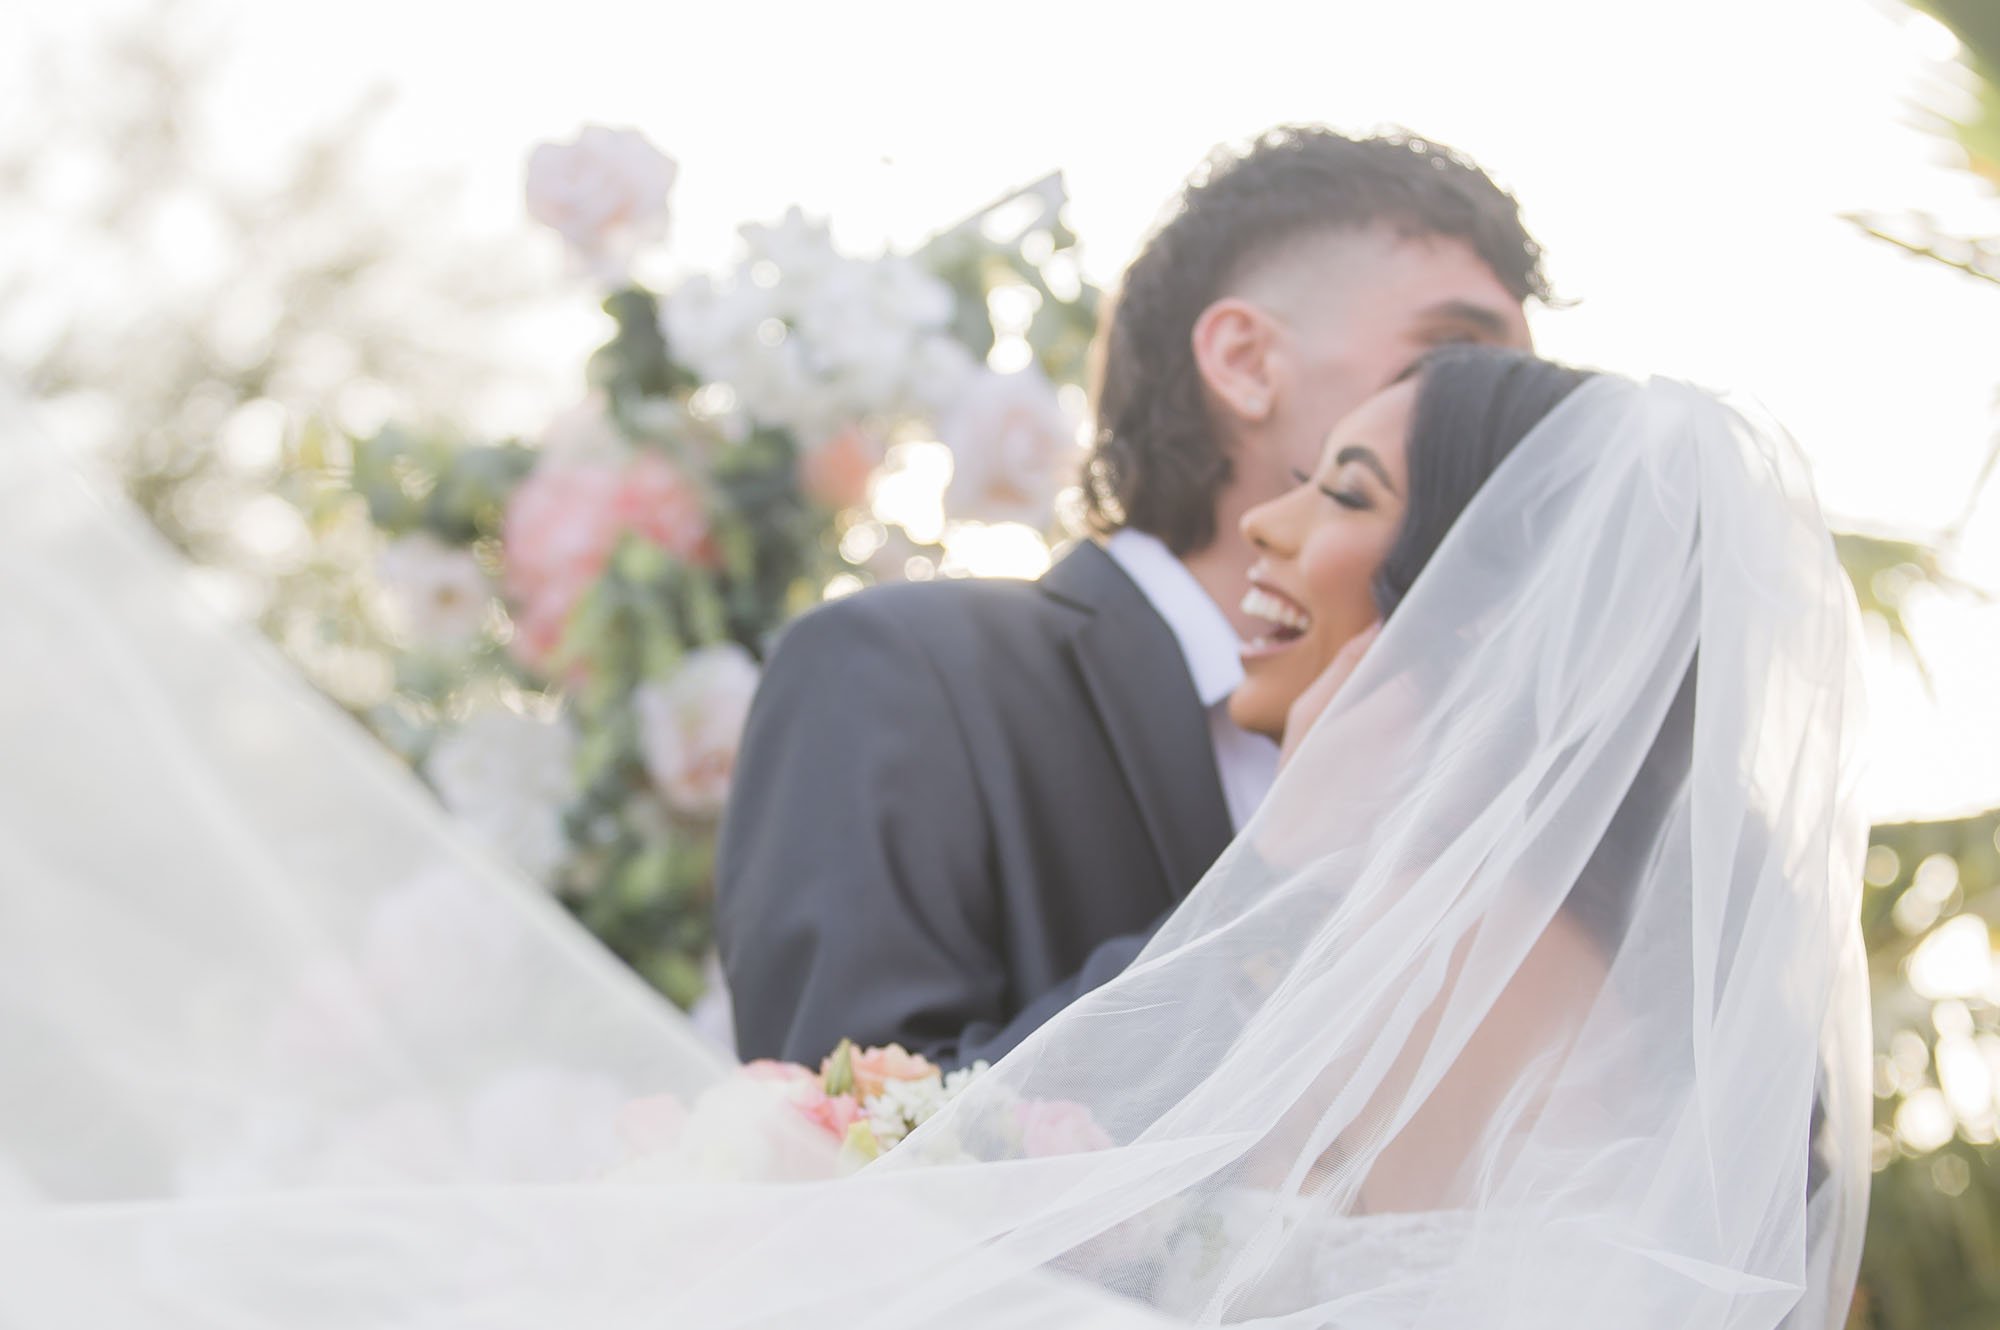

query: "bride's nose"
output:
1241 488 1299 557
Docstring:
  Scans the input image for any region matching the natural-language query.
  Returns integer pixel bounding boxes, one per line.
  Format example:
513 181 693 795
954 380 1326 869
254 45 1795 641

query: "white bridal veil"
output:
0 373 1869 1329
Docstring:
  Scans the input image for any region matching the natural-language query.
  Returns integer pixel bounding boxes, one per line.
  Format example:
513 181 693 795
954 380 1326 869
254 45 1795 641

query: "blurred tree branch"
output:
0 0 559 705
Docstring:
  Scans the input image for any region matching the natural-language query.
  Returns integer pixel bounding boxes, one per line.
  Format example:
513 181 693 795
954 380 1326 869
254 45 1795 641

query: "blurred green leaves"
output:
1848 6 2000 1326
1835 530 1987 685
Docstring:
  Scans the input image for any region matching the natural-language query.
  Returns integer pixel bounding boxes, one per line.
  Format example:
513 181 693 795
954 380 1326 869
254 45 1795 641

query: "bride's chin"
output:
1227 682 1286 744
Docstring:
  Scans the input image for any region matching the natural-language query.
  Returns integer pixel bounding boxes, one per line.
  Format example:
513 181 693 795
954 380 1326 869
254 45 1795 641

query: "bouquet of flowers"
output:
284 126 1102 1011
610 1039 1118 1184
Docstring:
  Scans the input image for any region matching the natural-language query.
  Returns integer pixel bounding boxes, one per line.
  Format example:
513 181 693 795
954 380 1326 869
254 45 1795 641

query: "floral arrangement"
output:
748 1040 989 1165
609 1039 1115 1184
293 126 1102 1010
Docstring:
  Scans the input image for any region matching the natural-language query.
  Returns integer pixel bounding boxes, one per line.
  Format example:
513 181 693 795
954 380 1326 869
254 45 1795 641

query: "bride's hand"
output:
1279 621 1381 770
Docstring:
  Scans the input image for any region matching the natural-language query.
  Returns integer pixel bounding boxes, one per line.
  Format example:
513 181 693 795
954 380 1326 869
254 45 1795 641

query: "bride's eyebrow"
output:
1333 445 1397 493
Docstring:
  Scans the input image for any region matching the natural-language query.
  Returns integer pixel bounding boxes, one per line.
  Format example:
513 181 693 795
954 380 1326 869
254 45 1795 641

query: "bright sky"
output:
7 0 1999 820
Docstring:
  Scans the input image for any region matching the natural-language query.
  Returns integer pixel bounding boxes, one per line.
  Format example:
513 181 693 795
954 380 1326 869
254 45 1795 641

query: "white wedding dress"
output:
0 375 1869 1329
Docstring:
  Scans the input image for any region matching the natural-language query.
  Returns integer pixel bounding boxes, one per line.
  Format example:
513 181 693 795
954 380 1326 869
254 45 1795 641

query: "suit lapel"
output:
1041 543 1234 899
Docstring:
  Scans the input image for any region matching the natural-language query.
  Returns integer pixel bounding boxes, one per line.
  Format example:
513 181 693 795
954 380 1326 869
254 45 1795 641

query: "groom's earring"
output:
1244 394 1268 417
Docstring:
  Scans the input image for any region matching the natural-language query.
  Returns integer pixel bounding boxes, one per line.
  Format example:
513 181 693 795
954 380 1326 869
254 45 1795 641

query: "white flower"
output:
862 1073 946 1149
942 1061 989 1097
794 257 956 414
862 1060 988 1151
525 125 677 284
426 707 577 882
738 206 840 286
869 254 955 331
633 644 761 818
662 273 775 372
661 222 960 436
377 534 491 648
662 273 817 430
908 335 980 416
537 391 626 462
606 1076 843 1185
939 367 1080 528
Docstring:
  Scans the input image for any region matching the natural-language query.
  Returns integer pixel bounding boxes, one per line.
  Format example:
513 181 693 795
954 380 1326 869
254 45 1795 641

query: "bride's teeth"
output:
1239 587 1311 634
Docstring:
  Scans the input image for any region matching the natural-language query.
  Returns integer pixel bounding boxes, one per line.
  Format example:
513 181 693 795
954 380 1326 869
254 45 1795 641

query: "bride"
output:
0 346 1868 1328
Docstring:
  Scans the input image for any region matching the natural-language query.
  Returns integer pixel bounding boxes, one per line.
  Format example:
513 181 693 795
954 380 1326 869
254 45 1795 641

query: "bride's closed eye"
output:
1290 466 1372 512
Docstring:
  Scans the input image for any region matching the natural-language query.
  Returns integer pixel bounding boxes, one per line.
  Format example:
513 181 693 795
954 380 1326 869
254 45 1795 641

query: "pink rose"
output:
501 449 715 670
1016 1099 1114 1157
525 126 677 284
736 1059 865 1141
613 451 716 566
791 1086 864 1140
799 425 882 512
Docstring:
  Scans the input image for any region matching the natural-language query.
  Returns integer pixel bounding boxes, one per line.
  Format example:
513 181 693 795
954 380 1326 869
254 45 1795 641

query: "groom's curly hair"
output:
1085 126 1551 555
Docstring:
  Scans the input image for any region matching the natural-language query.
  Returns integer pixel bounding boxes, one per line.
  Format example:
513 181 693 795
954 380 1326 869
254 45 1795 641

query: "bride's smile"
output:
1229 376 1416 741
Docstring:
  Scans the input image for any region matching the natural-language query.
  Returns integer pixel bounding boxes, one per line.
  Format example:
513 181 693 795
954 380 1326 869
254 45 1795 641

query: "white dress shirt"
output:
1104 529 1279 831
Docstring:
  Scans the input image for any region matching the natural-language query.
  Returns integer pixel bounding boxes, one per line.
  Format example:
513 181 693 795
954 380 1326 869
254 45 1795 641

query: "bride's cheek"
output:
1301 537 1369 634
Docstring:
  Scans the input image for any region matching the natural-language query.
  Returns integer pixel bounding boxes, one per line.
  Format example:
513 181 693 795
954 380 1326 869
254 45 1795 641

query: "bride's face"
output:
1228 378 1415 741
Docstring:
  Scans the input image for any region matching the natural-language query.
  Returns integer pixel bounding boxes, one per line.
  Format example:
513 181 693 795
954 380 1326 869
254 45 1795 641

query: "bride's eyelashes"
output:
1289 466 1372 511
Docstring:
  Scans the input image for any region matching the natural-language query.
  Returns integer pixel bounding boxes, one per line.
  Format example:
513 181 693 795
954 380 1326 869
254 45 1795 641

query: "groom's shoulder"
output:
778 568 1067 655
763 542 1132 679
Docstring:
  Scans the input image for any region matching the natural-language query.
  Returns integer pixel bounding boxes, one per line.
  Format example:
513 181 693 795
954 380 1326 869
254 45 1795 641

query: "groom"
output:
717 127 1546 1068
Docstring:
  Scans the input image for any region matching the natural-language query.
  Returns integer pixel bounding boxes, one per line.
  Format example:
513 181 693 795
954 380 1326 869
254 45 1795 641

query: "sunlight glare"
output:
1895 1086 1956 1153
1910 914 1995 999
1905 10 1962 63
870 442 951 545
940 521 1053 580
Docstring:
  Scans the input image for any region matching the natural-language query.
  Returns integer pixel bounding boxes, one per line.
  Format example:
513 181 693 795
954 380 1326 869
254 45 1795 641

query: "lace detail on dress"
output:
1145 1192 1474 1325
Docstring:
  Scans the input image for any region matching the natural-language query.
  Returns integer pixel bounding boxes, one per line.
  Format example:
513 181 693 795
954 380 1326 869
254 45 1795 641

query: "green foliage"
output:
1838 9 2000 1324
919 171 1103 389
1857 811 2000 1329
1835 531 1987 683
591 289 697 400
1916 0 2000 187
349 426 539 542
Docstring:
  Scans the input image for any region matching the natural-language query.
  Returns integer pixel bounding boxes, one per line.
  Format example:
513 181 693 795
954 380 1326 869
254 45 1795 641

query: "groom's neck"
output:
1177 515 1258 644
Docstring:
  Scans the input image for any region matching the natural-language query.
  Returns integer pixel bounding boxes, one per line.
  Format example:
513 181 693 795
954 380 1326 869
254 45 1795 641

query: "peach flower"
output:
799 425 882 512
839 1044 938 1102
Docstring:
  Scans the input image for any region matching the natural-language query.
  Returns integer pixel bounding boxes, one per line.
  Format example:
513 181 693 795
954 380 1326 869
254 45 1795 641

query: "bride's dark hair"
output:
1383 347 1836 1206
1377 345 1675 956
1371 344 1595 618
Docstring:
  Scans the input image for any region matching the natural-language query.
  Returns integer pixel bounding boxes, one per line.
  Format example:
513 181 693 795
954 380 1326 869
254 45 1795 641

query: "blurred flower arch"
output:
307 126 1102 1009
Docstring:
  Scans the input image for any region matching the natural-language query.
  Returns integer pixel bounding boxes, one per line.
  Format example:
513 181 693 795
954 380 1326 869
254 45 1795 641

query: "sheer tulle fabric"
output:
0 376 1869 1328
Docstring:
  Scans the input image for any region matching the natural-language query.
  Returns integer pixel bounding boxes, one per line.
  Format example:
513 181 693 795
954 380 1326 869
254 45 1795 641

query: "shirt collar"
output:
1103 529 1244 709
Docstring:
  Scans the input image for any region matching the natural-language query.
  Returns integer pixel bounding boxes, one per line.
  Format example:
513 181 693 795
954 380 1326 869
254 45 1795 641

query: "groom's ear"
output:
1191 297 1285 431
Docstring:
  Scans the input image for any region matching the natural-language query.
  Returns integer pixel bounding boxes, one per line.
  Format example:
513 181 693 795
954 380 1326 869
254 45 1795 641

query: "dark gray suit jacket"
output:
715 541 1233 1069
